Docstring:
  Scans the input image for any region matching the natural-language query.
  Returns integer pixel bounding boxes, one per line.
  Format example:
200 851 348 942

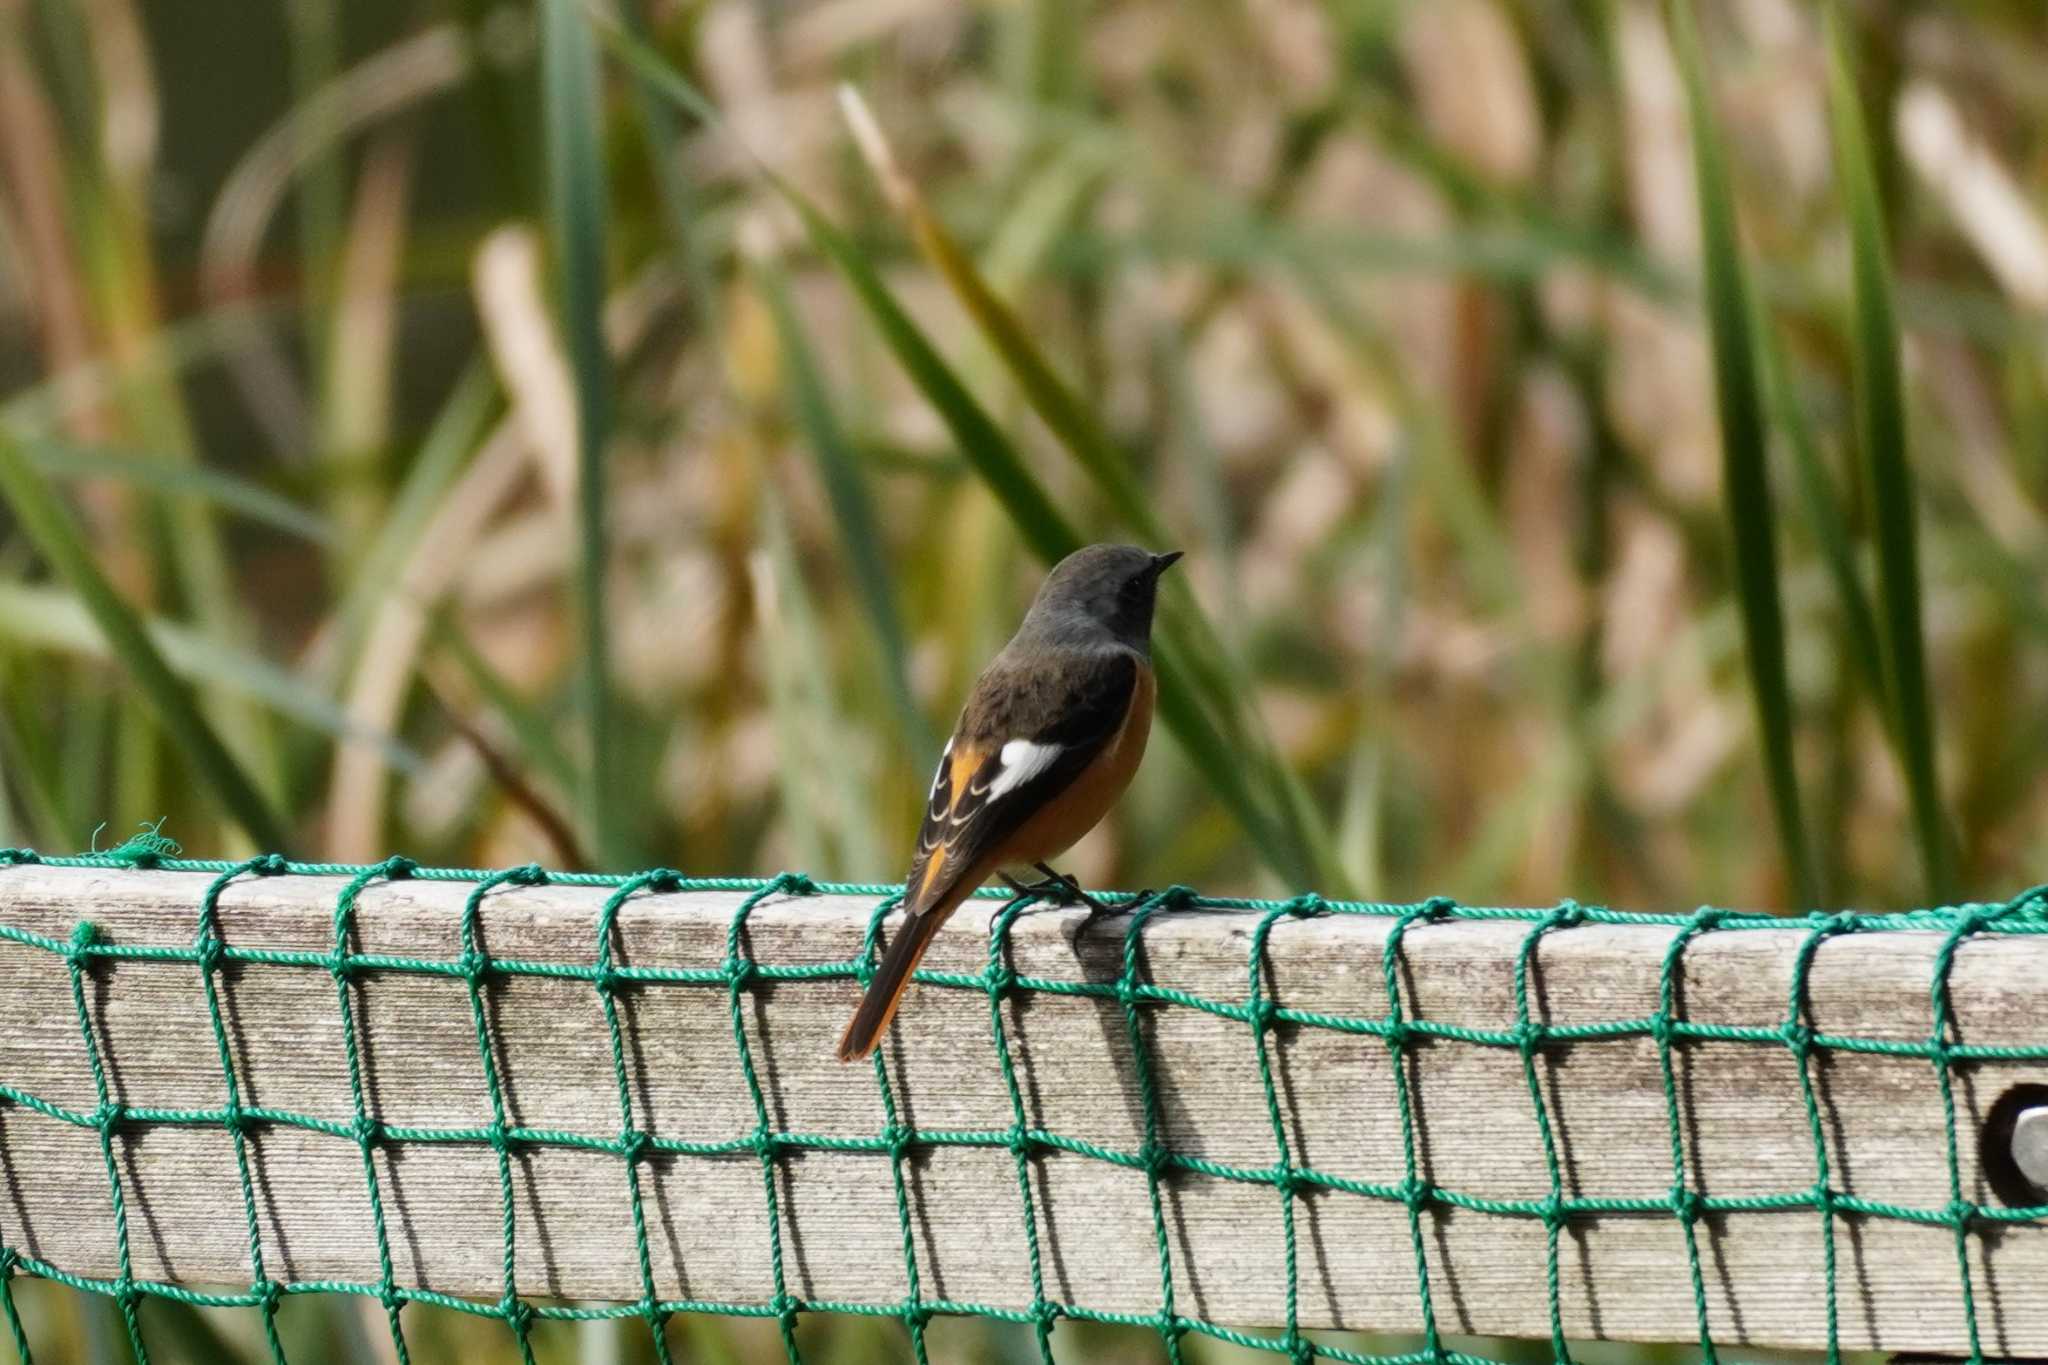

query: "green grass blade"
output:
0 430 290 849
21 438 334 544
839 89 1163 544
324 361 498 669
1155 329 1245 637
599 18 1327 889
755 256 935 766
837 90 1248 723
1825 2 1956 901
792 194 1078 563
0 666 73 848
0 582 425 776
1670 0 1817 908
1756 324 1887 708
427 612 579 796
617 0 715 332
755 497 885 878
543 0 626 868
1149 637 1311 886
796 197 1318 884
837 87 1352 891
287 0 346 399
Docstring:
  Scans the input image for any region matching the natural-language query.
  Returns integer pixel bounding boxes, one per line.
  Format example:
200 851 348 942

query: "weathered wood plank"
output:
0 862 2043 1353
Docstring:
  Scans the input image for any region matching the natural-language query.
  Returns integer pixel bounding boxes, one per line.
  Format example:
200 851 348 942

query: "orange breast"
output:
999 662 1156 866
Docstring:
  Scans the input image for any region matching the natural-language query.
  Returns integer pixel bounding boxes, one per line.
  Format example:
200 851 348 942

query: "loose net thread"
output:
0 846 2042 1365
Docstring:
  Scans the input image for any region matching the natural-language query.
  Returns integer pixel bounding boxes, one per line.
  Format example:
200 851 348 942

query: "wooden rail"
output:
0 862 2043 1355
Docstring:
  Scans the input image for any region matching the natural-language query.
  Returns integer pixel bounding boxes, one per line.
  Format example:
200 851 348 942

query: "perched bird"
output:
836 543 1182 1061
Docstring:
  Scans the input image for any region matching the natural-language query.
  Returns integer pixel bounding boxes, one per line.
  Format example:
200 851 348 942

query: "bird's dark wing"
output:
902 651 1138 917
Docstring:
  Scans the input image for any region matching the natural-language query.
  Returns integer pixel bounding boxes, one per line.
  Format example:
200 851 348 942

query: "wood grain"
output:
0 863 2043 1353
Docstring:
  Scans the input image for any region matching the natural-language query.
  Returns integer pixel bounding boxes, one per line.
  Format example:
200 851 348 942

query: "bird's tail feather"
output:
836 889 966 1062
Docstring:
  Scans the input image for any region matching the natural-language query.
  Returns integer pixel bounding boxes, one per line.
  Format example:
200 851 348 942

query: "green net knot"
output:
1547 901 1588 930
750 1128 783 1162
455 948 489 986
1648 1012 1677 1047
251 852 289 877
1248 996 1280 1035
767 871 818 898
328 947 362 981
1802 910 1857 940
880 1124 913 1163
1138 1142 1172 1178
1397 1176 1434 1213
617 1128 651 1165
984 962 1018 996
220 1100 247 1137
1280 893 1328 919
1688 907 1730 932
1780 1021 1816 1056
1539 1195 1568 1233
1141 885 1199 912
1006 1125 1038 1160
899 1299 933 1331
498 1294 534 1336
1416 894 1459 923
0 848 39 865
352 1115 383 1148
1272 1163 1310 1199
1029 1299 1061 1332
255 1278 284 1317
504 863 548 888
723 955 758 988
1514 1019 1548 1057
1809 1181 1836 1215
93 1100 123 1134
1286 1334 1315 1365
66 920 100 961
1947 1197 1978 1229
195 932 226 976
1668 1184 1704 1225
769 1293 801 1332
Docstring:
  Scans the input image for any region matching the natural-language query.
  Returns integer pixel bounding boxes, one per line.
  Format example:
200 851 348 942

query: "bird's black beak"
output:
1149 549 1184 577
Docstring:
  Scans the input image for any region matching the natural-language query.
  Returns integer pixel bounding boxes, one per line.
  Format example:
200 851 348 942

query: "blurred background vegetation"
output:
4 0 2048 1359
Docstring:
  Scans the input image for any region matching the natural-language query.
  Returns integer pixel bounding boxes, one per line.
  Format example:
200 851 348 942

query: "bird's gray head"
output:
1015 543 1182 653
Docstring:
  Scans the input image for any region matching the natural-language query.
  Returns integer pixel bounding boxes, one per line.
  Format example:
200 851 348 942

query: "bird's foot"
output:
1111 888 1157 917
1030 862 1118 917
997 865 1115 914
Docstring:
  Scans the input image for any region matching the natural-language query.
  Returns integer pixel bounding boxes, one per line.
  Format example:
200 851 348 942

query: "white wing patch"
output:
987 738 1062 800
928 737 952 801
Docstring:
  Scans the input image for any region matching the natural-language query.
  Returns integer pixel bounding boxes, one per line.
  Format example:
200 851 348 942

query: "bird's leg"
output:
997 870 1042 900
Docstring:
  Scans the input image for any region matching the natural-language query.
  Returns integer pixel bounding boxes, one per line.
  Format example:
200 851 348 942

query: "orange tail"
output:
836 887 971 1061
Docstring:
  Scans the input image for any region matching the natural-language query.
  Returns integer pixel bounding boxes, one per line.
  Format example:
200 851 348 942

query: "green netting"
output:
0 842 2043 1365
